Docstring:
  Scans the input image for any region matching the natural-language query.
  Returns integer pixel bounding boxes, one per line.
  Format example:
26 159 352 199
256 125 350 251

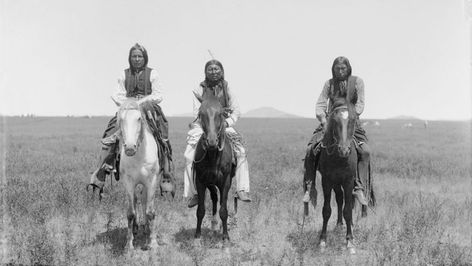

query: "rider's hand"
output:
320 117 327 131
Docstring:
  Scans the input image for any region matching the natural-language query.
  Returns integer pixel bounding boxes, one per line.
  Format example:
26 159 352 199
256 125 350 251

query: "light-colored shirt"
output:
315 77 365 122
192 84 241 127
111 69 163 106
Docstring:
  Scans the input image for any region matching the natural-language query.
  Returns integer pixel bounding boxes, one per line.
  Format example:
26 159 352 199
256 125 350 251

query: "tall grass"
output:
2 117 471 265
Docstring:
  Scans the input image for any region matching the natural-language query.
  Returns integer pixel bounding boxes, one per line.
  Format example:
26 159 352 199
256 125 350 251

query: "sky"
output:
1 0 471 120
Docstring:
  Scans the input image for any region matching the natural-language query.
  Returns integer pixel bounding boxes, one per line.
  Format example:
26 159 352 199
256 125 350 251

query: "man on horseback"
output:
89 43 174 194
304 56 371 206
184 59 251 208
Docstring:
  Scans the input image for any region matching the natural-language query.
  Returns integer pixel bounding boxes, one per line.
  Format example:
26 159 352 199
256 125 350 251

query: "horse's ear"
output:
201 90 218 102
193 91 203 103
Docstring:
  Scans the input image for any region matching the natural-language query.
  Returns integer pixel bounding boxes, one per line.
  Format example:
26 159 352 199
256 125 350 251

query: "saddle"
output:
193 131 237 178
100 102 173 183
311 137 360 158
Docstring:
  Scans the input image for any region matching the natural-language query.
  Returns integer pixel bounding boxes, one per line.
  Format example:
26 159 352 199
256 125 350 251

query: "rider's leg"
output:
234 146 251 202
89 115 119 188
89 144 114 187
303 127 323 204
303 141 320 206
183 124 203 208
183 144 198 207
354 142 370 206
161 139 174 178
304 143 317 185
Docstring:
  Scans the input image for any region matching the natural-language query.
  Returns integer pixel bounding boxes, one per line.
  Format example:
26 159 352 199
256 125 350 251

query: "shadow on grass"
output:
173 227 233 265
174 227 230 249
95 226 153 256
287 229 319 254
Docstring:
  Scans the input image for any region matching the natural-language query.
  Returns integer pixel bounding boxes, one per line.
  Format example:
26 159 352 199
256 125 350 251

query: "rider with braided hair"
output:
304 56 372 207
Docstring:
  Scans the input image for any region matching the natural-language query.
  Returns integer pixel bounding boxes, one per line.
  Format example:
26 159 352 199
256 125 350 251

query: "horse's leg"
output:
343 180 355 254
144 174 159 249
320 179 332 250
125 182 137 251
219 178 231 241
195 180 206 239
333 185 344 227
208 185 219 231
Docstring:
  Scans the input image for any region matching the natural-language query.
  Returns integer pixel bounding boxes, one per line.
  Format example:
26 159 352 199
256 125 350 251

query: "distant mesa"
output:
243 107 300 118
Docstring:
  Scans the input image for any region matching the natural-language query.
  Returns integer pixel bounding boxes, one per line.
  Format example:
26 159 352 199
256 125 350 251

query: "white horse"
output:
117 100 161 251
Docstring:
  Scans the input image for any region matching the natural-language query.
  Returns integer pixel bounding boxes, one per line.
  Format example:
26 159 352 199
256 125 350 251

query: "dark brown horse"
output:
317 98 358 254
193 93 235 240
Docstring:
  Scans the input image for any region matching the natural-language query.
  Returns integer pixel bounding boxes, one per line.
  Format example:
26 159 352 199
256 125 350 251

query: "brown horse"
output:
193 93 235 240
317 98 358 254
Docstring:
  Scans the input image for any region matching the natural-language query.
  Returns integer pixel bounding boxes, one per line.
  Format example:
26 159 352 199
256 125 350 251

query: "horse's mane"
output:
329 98 356 119
324 98 356 146
117 100 149 128
198 93 223 116
120 100 140 111
330 98 348 111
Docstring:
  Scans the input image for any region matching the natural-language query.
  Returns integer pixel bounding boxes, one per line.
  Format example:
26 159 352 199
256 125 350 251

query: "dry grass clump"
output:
2 117 471 265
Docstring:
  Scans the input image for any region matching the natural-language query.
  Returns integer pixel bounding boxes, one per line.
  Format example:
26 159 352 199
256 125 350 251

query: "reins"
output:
322 105 351 155
118 105 146 151
193 113 226 163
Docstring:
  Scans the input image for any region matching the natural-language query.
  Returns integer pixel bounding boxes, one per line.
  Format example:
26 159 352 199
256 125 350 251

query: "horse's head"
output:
325 99 357 157
118 100 144 157
198 93 225 150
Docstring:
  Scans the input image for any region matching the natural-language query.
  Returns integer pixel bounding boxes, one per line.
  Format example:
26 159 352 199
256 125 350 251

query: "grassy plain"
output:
1 116 471 265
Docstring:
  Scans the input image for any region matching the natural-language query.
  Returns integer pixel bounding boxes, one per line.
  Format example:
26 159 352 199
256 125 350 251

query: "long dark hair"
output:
128 43 148 72
203 59 225 87
331 56 352 80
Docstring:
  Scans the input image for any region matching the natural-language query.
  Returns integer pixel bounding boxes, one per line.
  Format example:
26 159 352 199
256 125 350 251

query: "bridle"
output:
194 111 226 163
118 105 145 151
322 105 351 155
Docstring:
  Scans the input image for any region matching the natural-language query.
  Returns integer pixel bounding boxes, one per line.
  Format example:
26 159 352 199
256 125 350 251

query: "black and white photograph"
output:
1 0 471 265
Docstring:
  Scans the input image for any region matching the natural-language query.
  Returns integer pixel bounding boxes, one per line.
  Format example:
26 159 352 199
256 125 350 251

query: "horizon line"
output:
2 114 471 122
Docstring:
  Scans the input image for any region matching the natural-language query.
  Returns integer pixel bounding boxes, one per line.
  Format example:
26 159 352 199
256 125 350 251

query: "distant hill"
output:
244 107 300 118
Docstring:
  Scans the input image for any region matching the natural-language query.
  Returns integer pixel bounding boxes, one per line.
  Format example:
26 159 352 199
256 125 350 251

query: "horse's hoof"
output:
143 239 158 250
335 223 344 229
361 205 368 217
223 243 231 255
125 242 135 253
193 238 202 247
211 219 218 231
348 247 356 255
347 240 356 255
222 235 230 242
319 240 327 252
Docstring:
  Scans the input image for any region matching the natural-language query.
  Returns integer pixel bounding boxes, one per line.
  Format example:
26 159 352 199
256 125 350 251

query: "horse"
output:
193 93 235 241
117 100 161 251
317 98 358 254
